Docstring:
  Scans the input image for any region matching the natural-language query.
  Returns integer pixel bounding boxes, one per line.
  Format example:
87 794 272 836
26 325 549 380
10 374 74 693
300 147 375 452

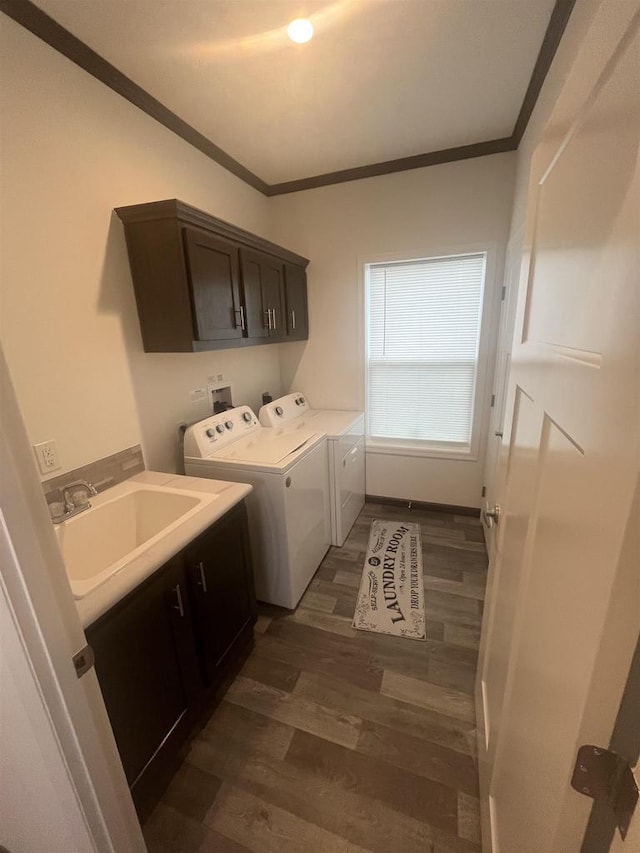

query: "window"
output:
365 252 486 453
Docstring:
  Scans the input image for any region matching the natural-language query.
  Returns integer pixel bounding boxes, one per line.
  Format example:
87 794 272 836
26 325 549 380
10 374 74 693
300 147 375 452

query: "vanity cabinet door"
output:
284 263 309 340
186 502 256 685
86 556 200 789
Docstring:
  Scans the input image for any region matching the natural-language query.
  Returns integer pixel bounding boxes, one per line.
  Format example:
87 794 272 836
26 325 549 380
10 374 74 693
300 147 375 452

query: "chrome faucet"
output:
50 479 98 523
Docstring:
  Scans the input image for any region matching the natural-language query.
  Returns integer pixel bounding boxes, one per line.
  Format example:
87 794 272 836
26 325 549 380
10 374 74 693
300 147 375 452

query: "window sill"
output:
365 439 478 462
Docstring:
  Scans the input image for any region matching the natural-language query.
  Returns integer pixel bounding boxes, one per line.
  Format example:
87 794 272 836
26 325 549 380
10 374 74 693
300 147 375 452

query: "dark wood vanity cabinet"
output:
85 502 255 811
115 199 309 352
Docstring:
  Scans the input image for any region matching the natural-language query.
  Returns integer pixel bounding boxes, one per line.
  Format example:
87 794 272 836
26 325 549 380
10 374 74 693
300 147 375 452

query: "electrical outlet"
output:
33 440 61 474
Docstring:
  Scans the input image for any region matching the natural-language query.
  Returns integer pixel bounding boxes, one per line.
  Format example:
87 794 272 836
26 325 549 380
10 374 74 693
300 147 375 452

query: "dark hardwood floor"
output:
144 501 488 853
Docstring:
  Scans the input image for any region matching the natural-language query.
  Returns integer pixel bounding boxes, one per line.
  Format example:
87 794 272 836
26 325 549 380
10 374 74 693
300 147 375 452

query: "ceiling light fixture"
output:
287 18 314 44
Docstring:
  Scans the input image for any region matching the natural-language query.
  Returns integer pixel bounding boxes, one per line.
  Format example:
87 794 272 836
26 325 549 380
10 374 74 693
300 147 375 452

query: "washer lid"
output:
212 428 320 464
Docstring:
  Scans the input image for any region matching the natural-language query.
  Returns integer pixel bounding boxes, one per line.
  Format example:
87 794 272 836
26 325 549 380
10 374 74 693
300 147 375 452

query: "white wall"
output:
1 15 518 507
270 154 516 507
0 18 282 476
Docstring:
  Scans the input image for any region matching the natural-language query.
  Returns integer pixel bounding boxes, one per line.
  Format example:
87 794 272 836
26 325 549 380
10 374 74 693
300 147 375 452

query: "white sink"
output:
55 484 218 599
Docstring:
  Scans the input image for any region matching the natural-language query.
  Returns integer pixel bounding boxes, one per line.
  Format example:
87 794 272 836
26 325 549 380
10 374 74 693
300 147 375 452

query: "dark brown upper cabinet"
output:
115 199 309 352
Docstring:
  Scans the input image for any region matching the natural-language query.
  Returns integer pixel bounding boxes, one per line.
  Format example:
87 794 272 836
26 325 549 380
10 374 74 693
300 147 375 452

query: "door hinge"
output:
490 394 496 407
481 485 486 498
571 745 639 840
72 643 95 679
501 285 506 301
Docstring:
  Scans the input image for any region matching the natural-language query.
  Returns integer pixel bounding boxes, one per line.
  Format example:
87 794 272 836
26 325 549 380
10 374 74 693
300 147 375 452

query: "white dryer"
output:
184 406 330 609
259 393 365 547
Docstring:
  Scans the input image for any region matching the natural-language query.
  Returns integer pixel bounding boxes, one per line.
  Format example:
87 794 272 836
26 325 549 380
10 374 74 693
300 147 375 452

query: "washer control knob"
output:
205 428 216 438
216 424 225 434
242 412 252 422
275 406 284 416
225 421 234 430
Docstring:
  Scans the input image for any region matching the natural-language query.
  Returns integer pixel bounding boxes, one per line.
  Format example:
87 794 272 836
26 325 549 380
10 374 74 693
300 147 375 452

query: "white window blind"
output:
366 252 486 447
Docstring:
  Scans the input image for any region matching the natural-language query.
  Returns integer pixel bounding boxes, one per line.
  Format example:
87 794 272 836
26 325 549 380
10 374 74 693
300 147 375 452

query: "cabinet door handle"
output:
272 308 277 330
235 306 246 331
291 309 296 331
173 584 184 617
196 561 208 593
264 309 272 331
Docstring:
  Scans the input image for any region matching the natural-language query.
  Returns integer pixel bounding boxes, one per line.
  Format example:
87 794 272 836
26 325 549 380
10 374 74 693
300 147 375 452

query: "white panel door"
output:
477 5 640 853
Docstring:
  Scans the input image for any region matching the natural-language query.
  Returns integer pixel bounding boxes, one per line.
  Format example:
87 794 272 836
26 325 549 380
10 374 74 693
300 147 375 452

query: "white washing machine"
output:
183 406 330 609
259 393 365 547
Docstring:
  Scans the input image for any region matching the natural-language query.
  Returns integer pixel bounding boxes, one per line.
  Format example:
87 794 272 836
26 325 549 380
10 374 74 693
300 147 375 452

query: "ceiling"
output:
30 0 558 188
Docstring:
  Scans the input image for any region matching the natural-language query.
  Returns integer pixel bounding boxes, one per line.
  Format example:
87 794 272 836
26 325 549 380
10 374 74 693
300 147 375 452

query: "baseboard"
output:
365 494 480 517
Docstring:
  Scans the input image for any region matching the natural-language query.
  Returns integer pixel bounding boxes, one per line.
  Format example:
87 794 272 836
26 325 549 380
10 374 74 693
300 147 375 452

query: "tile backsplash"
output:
42 445 145 504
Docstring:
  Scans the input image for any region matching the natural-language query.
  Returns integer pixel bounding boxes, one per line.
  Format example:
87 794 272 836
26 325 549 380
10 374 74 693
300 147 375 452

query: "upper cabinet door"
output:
284 264 309 340
239 248 268 339
261 257 286 339
239 248 285 340
183 228 243 342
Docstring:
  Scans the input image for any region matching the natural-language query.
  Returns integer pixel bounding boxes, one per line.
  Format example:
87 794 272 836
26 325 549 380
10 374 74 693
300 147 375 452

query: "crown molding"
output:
513 0 578 144
266 137 517 196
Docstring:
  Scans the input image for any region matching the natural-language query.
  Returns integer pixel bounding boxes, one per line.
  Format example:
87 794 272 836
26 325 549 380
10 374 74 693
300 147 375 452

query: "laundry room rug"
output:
352 519 425 641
